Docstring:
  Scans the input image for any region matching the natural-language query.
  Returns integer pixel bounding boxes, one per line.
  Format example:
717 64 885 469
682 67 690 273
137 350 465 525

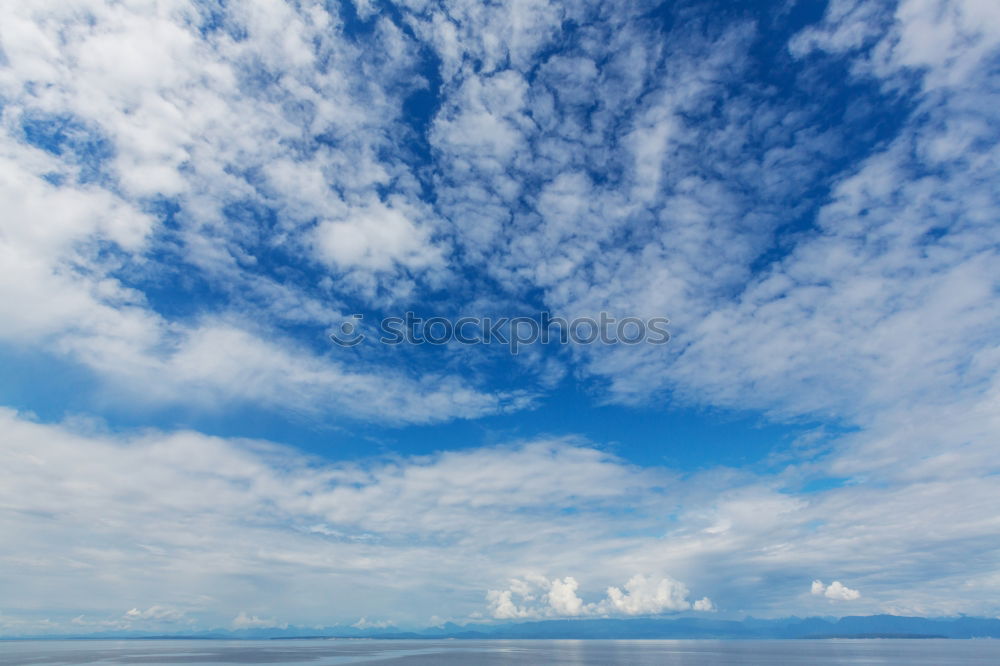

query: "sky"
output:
0 0 998 636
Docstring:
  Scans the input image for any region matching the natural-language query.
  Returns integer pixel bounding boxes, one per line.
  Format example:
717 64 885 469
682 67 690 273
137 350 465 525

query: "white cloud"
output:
0 113 514 424
486 577 585 619
543 0 1000 456
485 590 531 620
547 577 586 617
0 410 687 628
1 0 995 425
125 606 185 622
792 0 1000 92
487 574 712 619
231 611 286 630
825 582 861 601
812 580 861 601
603 575 696 616
2 407 1000 630
692 597 715 612
7 0 992 435
313 197 444 274
0 0 505 424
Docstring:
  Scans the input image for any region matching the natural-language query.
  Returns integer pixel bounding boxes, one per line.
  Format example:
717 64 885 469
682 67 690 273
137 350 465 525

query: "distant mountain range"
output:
7 615 1000 641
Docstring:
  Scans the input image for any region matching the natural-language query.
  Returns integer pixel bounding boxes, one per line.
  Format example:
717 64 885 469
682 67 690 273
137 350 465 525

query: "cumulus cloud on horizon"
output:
812 580 862 602
486 574 714 619
125 606 186 622
231 612 287 630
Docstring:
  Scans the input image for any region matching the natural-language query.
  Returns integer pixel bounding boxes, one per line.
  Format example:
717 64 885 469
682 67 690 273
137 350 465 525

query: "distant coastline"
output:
4 615 999 642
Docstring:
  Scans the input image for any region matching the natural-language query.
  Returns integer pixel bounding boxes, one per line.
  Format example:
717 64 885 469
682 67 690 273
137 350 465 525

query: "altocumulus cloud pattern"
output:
0 0 999 635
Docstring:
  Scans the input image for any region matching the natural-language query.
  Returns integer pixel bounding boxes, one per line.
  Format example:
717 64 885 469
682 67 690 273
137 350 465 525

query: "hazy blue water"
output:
2 639 999 665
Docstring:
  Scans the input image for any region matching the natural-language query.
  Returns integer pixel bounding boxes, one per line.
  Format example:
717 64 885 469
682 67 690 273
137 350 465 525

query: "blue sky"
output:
0 0 999 635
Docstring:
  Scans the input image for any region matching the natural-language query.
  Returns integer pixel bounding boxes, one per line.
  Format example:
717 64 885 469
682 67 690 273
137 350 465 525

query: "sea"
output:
1 639 998 665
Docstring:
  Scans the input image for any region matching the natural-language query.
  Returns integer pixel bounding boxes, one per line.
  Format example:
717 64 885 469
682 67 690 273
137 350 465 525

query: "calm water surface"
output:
2 639 998 665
